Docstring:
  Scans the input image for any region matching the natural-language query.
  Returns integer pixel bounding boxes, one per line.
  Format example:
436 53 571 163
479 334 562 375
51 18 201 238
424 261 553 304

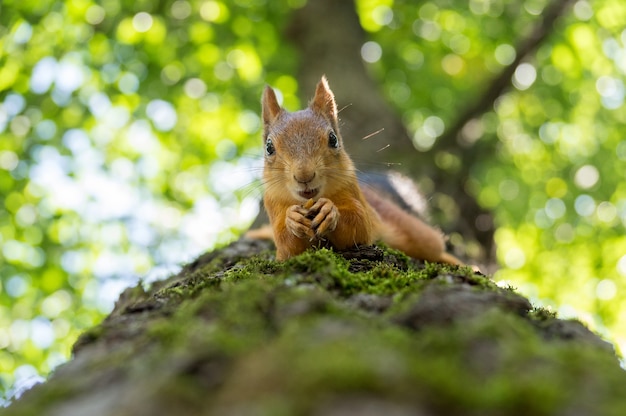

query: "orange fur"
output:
257 76 460 264
361 186 460 265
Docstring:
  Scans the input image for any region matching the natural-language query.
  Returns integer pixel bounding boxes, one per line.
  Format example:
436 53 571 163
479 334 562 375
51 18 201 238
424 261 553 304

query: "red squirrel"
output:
250 76 460 265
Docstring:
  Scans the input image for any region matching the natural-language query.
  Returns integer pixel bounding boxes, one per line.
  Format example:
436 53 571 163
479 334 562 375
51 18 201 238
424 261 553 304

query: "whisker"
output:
353 170 388 186
376 144 390 153
236 180 265 199
361 128 385 141
338 103 352 114
239 150 264 158
350 157 402 170
241 166 265 173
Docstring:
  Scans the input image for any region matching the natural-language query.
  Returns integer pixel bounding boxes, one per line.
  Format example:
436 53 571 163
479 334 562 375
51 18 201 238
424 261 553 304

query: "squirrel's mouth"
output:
298 188 319 200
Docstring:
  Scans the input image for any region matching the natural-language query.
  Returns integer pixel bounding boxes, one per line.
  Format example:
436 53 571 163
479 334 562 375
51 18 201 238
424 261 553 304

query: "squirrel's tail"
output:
437 251 463 266
245 224 274 240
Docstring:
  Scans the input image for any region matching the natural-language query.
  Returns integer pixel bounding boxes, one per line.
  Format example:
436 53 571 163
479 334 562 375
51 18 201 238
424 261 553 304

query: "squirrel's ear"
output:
310 76 338 122
262 85 282 126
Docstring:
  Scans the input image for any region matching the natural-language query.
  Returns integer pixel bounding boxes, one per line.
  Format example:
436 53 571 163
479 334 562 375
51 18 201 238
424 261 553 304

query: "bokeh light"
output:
2 0 626 406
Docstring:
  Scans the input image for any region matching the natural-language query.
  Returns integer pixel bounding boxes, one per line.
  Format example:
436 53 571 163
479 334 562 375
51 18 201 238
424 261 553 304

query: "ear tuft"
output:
262 85 282 126
310 75 338 122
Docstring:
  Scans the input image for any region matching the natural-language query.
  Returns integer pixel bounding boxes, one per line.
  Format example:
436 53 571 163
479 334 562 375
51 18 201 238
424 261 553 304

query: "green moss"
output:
278 248 419 297
148 271 308 355
212 306 626 415
528 306 558 321
72 324 105 349
6 240 626 415
222 256 284 281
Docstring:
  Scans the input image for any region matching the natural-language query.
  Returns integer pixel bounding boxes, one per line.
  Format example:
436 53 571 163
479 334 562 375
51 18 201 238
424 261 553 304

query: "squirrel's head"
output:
261 76 355 202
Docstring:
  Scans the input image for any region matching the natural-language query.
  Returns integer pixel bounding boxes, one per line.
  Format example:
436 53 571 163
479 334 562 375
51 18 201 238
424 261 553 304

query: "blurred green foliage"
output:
0 0 301 401
1 0 625 404
357 0 626 356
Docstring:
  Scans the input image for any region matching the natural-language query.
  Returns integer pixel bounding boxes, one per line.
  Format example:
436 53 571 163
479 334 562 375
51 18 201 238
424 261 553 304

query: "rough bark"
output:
5 240 625 416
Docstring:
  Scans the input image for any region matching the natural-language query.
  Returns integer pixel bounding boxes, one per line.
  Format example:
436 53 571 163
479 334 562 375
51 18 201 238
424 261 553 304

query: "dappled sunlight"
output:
1 0 626 405
0 0 298 401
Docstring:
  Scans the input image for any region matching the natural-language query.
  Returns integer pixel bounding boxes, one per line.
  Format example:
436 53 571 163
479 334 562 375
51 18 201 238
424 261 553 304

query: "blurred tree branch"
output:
428 0 575 266
437 0 575 148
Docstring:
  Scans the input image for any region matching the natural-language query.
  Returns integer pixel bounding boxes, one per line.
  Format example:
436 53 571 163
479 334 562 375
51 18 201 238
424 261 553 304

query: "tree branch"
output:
436 0 575 148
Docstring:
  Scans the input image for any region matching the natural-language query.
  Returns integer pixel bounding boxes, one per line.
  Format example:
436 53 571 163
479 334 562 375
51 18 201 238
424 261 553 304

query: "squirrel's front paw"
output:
309 198 339 238
286 205 315 239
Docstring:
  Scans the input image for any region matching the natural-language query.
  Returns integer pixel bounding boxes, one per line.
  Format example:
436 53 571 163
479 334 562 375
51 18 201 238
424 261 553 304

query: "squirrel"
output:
249 76 461 265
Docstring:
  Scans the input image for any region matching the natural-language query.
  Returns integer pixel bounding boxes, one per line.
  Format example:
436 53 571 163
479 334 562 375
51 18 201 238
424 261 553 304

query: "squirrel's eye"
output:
328 131 339 149
265 138 275 156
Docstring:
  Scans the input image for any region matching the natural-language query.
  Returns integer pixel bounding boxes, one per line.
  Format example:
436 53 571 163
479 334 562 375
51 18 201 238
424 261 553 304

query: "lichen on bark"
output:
5 238 626 416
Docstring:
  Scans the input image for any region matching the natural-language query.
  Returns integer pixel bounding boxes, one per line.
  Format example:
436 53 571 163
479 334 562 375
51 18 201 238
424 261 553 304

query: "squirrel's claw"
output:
286 205 314 239
310 198 339 238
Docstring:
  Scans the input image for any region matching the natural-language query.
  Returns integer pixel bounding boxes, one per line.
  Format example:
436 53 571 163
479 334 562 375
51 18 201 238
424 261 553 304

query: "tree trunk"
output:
5 240 626 415
287 0 413 165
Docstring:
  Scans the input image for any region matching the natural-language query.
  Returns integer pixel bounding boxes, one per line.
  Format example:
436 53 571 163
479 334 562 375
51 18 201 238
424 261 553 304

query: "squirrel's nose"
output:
294 172 316 184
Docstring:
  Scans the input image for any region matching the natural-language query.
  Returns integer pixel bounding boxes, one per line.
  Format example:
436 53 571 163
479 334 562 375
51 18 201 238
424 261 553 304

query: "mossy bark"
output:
5 239 625 416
